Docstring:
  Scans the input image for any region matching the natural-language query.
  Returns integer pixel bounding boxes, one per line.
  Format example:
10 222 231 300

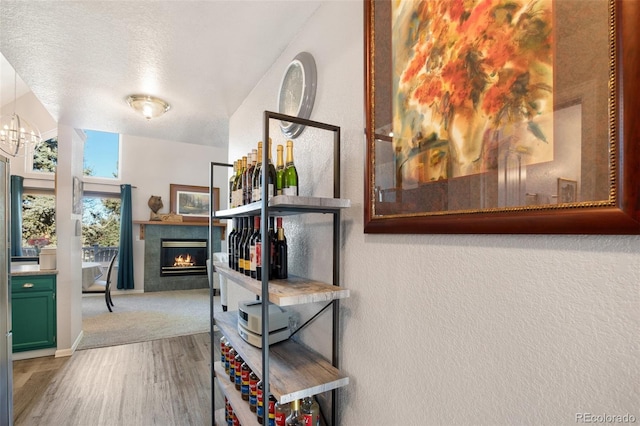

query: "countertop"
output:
11 264 58 276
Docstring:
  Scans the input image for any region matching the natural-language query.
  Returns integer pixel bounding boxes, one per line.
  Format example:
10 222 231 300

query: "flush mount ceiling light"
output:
125 94 171 120
0 72 42 157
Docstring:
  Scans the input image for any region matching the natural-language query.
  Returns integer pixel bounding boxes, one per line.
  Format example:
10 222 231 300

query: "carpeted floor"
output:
78 288 211 350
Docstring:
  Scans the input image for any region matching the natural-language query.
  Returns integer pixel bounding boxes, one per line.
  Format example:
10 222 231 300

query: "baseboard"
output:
55 330 84 358
12 348 56 361
112 289 144 295
82 289 144 298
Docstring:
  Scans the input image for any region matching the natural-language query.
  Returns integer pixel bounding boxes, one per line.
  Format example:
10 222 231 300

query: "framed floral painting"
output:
364 0 640 234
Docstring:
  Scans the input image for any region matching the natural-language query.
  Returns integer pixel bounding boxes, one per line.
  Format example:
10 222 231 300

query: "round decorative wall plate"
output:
277 52 317 138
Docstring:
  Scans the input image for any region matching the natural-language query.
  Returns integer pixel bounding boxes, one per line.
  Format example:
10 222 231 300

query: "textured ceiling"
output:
0 1 321 148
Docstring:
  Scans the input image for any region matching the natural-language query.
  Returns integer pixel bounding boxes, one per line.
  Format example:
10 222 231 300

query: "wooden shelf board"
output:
215 311 349 404
214 195 351 218
213 262 349 306
214 362 259 426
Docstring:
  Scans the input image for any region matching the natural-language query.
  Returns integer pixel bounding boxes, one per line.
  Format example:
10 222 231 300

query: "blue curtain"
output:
10 175 23 256
117 184 135 289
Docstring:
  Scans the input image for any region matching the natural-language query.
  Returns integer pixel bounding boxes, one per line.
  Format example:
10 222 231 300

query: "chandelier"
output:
0 73 42 157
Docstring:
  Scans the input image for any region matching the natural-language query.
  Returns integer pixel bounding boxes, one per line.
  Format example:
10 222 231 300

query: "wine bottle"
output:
275 144 285 196
245 149 257 205
252 141 263 202
235 156 247 207
285 399 304 425
229 160 238 208
235 217 247 272
234 158 243 207
267 138 277 201
228 217 238 268
283 140 299 196
231 159 238 208
243 215 254 276
249 216 261 279
274 217 288 279
268 216 276 279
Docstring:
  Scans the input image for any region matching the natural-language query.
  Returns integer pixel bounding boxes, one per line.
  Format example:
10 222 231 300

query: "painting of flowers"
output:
392 0 554 184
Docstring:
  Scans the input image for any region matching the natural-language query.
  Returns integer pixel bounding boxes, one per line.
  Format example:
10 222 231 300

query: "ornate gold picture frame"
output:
364 0 640 234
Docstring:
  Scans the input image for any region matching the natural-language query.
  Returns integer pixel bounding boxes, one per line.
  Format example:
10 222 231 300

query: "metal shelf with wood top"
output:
209 111 348 425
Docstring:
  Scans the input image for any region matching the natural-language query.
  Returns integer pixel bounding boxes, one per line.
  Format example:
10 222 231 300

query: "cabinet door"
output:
12 291 56 352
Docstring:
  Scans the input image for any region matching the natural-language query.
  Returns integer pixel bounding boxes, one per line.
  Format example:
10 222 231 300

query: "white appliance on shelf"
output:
237 300 291 348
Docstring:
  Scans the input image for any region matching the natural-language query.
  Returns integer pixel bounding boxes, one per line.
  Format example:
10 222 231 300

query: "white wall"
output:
228 2 639 425
54 124 86 356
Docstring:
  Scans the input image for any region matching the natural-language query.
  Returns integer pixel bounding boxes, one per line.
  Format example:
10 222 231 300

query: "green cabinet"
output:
11 274 57 352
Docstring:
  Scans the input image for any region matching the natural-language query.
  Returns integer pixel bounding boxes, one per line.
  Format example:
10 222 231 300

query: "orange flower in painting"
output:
482 82 508 116
484 31 516 70
448 0 466 23
441 61 470 109
395 0 553 178
402 46 429 84
458 0 494 38
414 77 443 106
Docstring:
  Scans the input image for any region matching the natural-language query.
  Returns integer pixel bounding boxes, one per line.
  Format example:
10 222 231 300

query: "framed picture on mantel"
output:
364 0 640 234
170 184 219 223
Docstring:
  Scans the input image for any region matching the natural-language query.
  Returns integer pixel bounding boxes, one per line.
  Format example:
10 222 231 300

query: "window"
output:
83 130 120 179
81 195 120 261
22 193 56 253
32 137 58 173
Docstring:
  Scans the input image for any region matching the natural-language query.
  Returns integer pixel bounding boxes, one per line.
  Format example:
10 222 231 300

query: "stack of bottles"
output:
227 216 288 281
221 336 321 426
229 139 299 209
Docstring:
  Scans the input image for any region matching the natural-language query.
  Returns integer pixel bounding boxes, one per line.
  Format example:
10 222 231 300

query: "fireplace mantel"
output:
133 220 226 240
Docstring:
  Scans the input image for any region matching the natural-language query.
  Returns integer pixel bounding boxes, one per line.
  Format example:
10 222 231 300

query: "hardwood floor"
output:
13 333 212 426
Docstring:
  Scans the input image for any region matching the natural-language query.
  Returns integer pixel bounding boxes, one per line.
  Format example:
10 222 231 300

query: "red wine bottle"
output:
268 216 276 279
243 216 254 276
266 138 277 201
228 217 238 268
235 217 247 273
274 217 287 279
250 216 261 279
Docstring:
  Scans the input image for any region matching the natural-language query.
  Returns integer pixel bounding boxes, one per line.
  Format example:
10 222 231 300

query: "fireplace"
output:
160 238 207 277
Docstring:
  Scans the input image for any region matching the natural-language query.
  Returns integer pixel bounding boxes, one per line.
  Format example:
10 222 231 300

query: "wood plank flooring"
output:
13 333 212 426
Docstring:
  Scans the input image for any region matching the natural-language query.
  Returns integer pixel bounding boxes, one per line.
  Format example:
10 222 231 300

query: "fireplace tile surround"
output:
142 223 222 292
